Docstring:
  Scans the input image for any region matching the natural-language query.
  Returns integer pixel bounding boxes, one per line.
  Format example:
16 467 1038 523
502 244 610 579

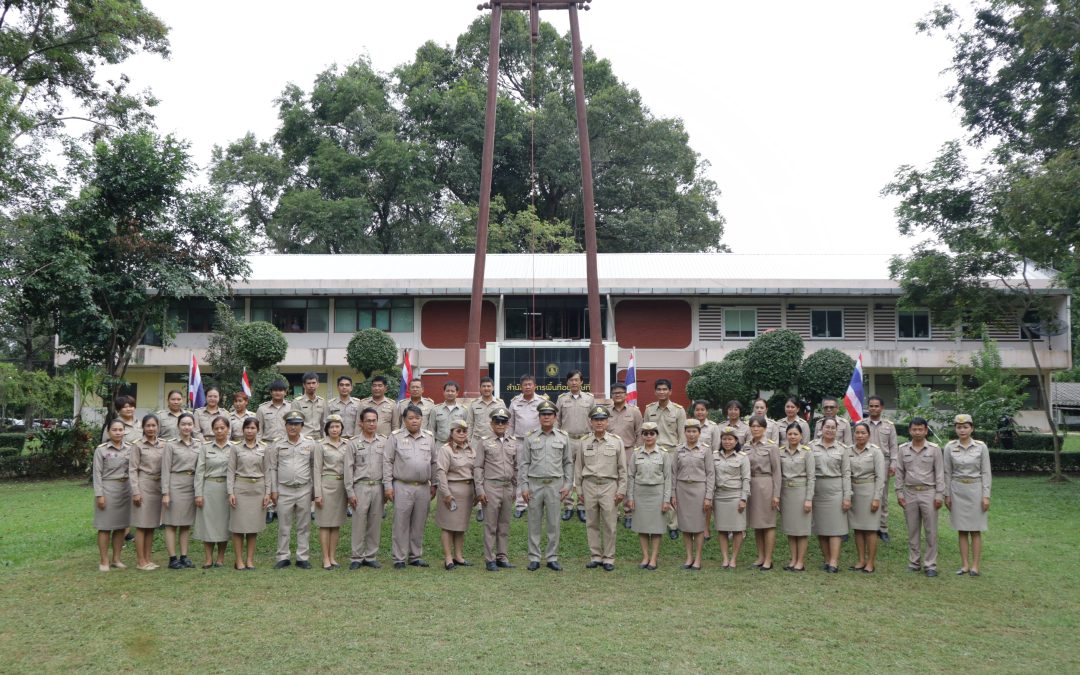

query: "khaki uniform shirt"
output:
943 439 991 498
848 444 886 496
130 438 166 498
699 419 722 455
866 417 899 463
725 418 751 446
382 428 437 488
574 433 627 495
894 441 944 501
557 392 595 438
162 437 200 497
392 397 436 432
518 428 573 493
746 438 781 495
432 401 468 444
256 400 290 443
770 416 812 445
466 396 507 447
814 415 853 445
327 396 363 438
195 441 230 498
194 407 227 440
268 436 316 489
474 433 518 498
292 394 327 440
157 409 187 441
228 410 257 442
644 401 686 449
607 404 643 449
228 441 271 497
92 441 131 497
101 418 142 445
713 450 751 500
810 439 853 500
780 445 816 499
344 433 387 498
508 394 545 439
672 443 715 499
435 443 477 498
356 396 394 437
627 446 671 503
314 438 348 498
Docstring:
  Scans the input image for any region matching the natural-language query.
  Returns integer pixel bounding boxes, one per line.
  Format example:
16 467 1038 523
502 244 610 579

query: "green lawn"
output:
0 477 1078 672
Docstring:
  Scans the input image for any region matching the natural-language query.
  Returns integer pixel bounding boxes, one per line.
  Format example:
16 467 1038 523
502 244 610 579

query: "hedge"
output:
988 450 1080 473
895 430 1059 451
0 446 20 459
0 432 30 448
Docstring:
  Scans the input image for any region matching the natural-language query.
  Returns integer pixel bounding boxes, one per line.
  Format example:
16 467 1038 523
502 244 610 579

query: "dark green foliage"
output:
0 424 94 480
987 451 1080 473
685 359 751 411
744 329 803 393
236 322 287 372
250 368 286 407
346 329 398 378
765 392 790 419
797 349 855 409
353 374 401 402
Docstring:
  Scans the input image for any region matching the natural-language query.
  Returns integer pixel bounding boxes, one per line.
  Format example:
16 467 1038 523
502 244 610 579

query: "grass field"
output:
1 477 1078 672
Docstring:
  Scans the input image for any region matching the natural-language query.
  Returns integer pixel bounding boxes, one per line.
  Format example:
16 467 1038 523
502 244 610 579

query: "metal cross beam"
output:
463 0 605 400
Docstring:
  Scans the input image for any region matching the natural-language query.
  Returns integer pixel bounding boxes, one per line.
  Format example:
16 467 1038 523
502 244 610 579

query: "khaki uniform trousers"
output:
391 481 430 564
483 480 514 563
349 481 383 563
879 459 891 533
526 479 562 562
582 476 618 564
903 487 939 570
276 483 312 562
564 436 587 508
662 447 678 531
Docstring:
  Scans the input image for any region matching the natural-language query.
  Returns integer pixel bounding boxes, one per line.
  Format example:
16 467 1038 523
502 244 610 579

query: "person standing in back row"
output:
357 375 394 436
557 370 594 523
644 378 685 540
864 395 898 542
292 372 327 440
895 416 944 578
508 373 545 518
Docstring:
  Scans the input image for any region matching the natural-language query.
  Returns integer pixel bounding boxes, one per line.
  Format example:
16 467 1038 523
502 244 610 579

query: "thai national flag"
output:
625 351 638 407
843 353 865 423
189 355 206 409
241 367 253 398
399 349 412 399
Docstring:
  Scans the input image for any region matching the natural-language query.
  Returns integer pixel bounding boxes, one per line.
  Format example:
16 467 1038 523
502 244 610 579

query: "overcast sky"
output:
113 0 968 255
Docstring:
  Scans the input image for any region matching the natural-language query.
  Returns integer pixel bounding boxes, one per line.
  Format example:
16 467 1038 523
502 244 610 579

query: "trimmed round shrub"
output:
236 322 287 371
346 329 398 377
797 349 855 409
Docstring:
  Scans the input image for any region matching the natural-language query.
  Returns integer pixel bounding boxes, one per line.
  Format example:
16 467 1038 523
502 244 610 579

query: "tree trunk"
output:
1027 335 1065 481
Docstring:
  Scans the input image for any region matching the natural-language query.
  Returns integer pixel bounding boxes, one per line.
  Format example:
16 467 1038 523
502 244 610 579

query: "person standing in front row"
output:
474 407 518 571
130 414 166 571
161 412 199 569
557 370 595 523
383 405 437 569
268 411 316 569
745 416 781 571
626 422 671 569
944 414 991 577
519 400 572 571
314 415 349 570
346 408 386 570
713 427 751 569
575 405 627 572
671 419 713 571
228 417 270 570
644 378 685 540
811 417 851 573
847 422 885 573
435 419 477 570
895 416 944 577
779 422 814 572
193 416 232 568
93 419 133 572
508 373 545 518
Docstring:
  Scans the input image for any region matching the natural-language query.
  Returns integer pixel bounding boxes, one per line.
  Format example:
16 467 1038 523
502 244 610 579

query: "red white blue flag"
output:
843 353 865 423
241 367 253 398
189 355 206 409
399 349 412 399
625 351 638 407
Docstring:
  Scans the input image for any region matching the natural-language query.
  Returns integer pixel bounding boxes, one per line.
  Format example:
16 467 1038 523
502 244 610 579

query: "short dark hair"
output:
211 415 230 431
443 380 459 392
242 417 260 430
302 371 318 383
270 380 288 391
654 378 672 390
177 412 195 426
565 370 583 382
691 400 710 412
141 413 160 429
205 386 221 397
867 395 885 406
115 395 136 409
785 421 804 437
748 415 768 428
480 376 494 385
167 389 184 401
337 375 353 385
726 400 743 414
909 416 929 430
853 421 871 435
610 382 626 393
371 375 388 386
785 396 799 407
410 377 423 385
403 405 423 420
519 374 536 384
821 396 838 405
361 408 378 422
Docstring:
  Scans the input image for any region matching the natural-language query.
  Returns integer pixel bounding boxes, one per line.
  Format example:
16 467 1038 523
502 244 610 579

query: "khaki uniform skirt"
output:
630 482 667 535
747 476 777 529
131 476 163 529
230 478 267 534
811 476 847 536
316 474 347 528
94 479 131 531
435 480 474 532
674 480 707 533
848 479 880 531
713 487 746 532
194 479 230 542
949 479 988 532
162 472 196 527
780 483 812 537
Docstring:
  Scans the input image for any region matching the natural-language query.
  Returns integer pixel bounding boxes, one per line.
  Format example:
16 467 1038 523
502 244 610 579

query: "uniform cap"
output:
588 405 610 419
684 419 702 429
323 413 344 433
490 407 511 421
537 400 557 414
640 422 659 432
953 414 973 425
720 425 738 437
284 411 305 424
450 419 469 431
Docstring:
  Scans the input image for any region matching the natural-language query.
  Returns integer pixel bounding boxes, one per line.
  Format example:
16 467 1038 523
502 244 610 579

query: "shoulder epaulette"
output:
391 428 407 435
670 401 684 409
766 438 777 444
420 429 434 437
552 428 569 437
868 442 880 449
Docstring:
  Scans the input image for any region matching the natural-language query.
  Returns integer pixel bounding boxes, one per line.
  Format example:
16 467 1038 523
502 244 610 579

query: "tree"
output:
19 130 249 417
207 310 287 403
743 329 804 395
933 335 1029 433
685 358 752 411
893 358 936 431
345 328 400 399
797 349 855 411
205 303 245 401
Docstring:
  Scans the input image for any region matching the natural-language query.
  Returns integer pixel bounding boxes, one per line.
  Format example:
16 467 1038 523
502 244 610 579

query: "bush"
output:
895 429 1059 451
797 349 855 409
353 374 401 401
236 322 288 371
0 446 20 459
988 450 1080 473
250 367 286 407
685 359 751 411
346 329 398 377
765 392 791 419
0 432 29 449
744 329 803 394
0 424 93 480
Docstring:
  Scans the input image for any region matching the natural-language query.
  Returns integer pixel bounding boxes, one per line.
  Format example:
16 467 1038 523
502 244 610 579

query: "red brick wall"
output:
616 368 691 407
614 300 692 349
420 300 496 349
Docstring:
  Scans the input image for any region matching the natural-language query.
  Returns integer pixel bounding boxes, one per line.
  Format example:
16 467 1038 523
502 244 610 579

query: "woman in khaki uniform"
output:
745 416 781 570
93 419 133 572
228 417 271 570
779 422 814 571
671 419 713 571
161 412 199 569
944 414 992 576
101 395 142 445
194 387 225 440
193 416 231 567
811 417 852 573
772 397 811 445
436 420 477 570
691 400 720 537
229 391 257 442
130 414 166 571
314 414 349 570
713 428 751 569
626 422 672 570
158 390 187 441
847 422 885 573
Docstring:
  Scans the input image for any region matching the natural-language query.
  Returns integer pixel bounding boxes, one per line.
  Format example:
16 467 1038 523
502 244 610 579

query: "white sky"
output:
112 0 968 255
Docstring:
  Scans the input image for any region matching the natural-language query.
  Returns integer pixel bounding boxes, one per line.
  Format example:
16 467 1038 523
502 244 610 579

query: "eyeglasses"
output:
823 405 837 409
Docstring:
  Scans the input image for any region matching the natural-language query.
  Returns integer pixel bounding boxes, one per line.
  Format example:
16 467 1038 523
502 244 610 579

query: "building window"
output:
251 298 329 333
505 296 608 340
335 298 414 333
724 308 757 338
811 309 843 338
170 298 244 333
898 309 931 339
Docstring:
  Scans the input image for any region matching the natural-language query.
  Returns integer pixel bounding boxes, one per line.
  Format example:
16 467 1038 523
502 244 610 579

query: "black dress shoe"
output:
453 559 472 567
577 507 587 523
623 516 632 529
496 560 514 569
393 562 406 569
561 508 573 521
546 561 562 571
296 560 312 569
168 558 183 570
841 534 849 543
124 532 135 542
486 561 498 571
668 529 679 540
476 507 485 523
585 561 601 569
925 569 938 578
638 563 648 569
409 559 429 568
349 562 362 570
602 563 615 572
878 531 891 543
527 561 540 571
645 564 657 571
362 560 381 569
444 562 456 571
274 560 291 569
759 565 773 571
514 507 526 519
825 565 839 573
180 556 195 568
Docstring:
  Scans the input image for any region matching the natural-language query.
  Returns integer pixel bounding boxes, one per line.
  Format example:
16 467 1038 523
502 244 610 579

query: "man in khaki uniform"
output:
382 404 437 568
327 375 362 438
865 395 899 541
607 382 643 464
519 400 572 571
643 378 685 538
508 373 546 517
474 407 517 571
392 378 435 432
556 370 594 522
256 380 291 444
575 405 627 571
345 408 385 569
894 416 944 577
432 381 468 445
813 396 852 445
466 377 505 449
357 375 394 436
268 411 317 569
292 372 327 440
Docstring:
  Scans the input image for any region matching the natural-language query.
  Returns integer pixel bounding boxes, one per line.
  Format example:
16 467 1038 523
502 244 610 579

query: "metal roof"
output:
233 253 1064 296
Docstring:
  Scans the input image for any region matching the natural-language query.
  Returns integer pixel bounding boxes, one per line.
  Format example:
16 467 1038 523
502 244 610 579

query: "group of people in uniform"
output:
91 373 993 577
